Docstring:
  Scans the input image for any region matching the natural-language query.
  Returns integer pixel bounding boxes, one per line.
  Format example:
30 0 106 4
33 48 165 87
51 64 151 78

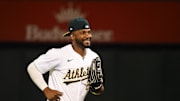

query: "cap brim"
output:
63 31 71 37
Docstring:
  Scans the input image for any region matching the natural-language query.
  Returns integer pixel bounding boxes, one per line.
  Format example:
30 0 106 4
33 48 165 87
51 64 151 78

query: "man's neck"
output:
71 44 86 57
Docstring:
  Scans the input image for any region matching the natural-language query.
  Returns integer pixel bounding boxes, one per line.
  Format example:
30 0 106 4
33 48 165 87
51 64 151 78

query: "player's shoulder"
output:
45 44 71 55
86 48 99 57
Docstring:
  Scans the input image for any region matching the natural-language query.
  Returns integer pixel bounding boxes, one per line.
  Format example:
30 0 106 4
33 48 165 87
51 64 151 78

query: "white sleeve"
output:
27 62 48 91
34 48 61 74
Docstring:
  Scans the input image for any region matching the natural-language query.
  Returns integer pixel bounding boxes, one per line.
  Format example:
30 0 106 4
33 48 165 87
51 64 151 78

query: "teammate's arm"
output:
27 62 63 100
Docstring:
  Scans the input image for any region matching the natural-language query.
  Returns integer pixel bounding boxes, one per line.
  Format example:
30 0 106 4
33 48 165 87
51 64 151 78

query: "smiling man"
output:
27 17 105 101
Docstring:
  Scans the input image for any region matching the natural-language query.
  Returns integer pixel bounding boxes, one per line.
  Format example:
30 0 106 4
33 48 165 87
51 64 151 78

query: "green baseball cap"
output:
64 17 90 37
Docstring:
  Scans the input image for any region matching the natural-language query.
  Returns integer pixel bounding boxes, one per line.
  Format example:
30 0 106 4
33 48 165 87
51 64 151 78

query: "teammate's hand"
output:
43 87 63 101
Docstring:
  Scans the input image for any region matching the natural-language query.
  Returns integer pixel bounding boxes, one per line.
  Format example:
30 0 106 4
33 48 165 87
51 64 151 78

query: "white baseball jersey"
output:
33 44 99 101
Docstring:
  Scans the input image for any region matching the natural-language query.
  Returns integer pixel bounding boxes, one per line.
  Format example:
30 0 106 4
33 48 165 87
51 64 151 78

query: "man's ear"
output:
70 34 74 40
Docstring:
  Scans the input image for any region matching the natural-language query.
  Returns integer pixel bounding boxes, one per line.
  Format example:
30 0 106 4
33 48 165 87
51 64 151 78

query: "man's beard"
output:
75 38 91 48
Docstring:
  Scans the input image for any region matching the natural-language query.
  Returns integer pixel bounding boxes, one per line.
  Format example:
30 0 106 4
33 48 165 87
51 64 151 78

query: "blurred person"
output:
27 17 104 101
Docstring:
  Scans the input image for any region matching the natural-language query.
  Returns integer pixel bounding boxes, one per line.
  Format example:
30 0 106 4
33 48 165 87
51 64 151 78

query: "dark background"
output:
0 42 180 101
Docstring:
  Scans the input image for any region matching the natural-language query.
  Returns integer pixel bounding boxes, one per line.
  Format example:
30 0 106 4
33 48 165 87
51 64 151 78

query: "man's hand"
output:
88 57 104 94
43 87 63 101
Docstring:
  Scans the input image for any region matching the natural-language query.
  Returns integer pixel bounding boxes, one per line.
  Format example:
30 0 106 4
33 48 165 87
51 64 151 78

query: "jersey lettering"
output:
63 67 89 85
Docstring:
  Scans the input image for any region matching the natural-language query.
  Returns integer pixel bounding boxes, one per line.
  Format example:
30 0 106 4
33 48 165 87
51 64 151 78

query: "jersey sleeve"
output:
34 48 61 74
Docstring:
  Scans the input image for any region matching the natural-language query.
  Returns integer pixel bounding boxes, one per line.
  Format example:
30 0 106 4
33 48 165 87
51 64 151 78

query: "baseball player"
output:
27 17 104 101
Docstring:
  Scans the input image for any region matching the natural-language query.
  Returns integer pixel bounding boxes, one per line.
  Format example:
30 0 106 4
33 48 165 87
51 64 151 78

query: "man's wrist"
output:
91 84 104 95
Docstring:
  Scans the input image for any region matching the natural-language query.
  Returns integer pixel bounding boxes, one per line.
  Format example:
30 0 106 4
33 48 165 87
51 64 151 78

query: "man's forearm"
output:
27 62 48 91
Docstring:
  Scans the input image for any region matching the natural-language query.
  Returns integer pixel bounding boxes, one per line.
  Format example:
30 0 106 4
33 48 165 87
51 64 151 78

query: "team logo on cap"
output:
69 27 73 31
85 25 89 28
